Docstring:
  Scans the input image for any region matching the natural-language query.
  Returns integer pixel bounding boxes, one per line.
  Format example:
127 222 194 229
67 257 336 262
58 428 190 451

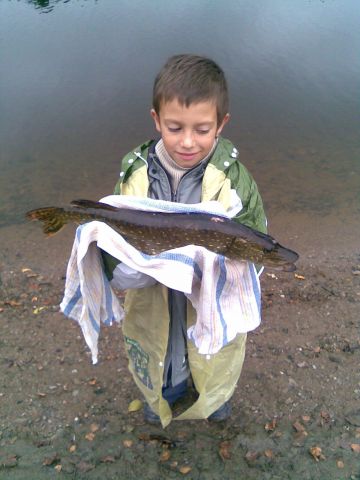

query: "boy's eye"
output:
166 127 210 134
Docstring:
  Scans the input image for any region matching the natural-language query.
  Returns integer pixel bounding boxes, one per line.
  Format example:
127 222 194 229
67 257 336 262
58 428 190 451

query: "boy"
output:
103 54 267 426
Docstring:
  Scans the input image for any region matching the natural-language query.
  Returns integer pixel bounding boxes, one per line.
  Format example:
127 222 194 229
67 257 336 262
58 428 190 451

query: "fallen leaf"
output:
69 444 76 453
43 454 60 466
5 300 22 307
293 431 308 446
128 399 143 413
294 273 305 280
100 456 115 463
1 455 18 468
351 443 360 453
266 273 277 279
76 461 95 473
88 378 97 385
264 449 274 459
245 451 259 462
264 418 277 432
123 439 133 448
54 464 62 472
33 306 46 314
179 465 192 474
293 421 306 433
320 411 331 423
138 433 174 447
302 415 311 422
176 431 188 440
124 424 134 433
159 450 171 462
21 268 32 273
90 423 99 433
336 460 345 469
219 440 231 461
85 432 95 441
309 446 325 461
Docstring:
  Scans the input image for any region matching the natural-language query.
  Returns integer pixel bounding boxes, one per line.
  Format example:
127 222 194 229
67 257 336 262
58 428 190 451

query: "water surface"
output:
1 0 359 230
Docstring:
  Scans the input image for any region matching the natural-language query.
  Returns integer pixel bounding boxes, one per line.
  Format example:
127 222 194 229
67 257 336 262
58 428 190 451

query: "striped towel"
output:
60 196 262 364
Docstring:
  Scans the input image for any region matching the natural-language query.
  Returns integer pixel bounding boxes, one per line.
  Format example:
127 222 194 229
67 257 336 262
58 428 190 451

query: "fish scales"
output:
26 199 299 271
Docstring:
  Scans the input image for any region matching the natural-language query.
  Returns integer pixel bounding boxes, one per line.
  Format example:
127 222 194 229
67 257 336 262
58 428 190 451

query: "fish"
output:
26 199 299 271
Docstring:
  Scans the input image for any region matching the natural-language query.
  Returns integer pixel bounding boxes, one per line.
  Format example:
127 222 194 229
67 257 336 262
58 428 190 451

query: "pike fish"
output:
26 199 299 271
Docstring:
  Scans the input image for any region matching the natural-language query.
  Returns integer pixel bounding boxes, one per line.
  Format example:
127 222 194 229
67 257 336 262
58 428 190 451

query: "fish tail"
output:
25 207 69 236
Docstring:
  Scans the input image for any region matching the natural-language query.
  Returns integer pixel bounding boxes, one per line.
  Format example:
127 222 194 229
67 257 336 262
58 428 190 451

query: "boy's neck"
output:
155 138 217 192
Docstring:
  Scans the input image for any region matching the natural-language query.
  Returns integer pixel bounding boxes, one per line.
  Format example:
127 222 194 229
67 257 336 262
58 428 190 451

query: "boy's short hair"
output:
153 54 229 124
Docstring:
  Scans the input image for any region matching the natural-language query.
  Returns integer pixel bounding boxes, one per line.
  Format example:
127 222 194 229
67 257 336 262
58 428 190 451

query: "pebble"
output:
328 355 342 364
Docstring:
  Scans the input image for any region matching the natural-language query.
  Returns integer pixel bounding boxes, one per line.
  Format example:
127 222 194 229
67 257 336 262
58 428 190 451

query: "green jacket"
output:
114 137 266 427
115 137 266 233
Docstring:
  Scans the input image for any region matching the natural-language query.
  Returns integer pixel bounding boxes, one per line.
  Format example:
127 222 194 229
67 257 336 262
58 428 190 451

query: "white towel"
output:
60 196 261 364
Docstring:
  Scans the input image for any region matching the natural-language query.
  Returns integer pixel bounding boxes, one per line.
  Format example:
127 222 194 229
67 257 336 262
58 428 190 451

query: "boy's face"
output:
151 99 229 168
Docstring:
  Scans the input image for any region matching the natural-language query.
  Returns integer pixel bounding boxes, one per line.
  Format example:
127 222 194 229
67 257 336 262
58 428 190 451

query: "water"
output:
1 0 359 232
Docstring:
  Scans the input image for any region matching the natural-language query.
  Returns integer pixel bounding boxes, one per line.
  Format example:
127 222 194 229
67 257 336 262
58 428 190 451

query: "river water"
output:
0 0 359 267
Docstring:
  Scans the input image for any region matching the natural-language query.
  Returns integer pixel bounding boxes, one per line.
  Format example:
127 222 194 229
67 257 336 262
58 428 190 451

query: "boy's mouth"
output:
176 152 200 160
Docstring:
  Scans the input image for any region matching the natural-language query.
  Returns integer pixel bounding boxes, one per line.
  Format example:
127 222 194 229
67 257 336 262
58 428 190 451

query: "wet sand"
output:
1 203 360 479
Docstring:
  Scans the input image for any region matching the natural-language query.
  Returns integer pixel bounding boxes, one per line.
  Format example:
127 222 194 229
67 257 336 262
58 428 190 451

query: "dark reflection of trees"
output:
27 1 67 13
27 1 95 13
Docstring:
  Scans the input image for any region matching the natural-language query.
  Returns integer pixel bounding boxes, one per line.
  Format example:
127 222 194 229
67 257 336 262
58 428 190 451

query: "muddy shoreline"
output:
1 217 360 479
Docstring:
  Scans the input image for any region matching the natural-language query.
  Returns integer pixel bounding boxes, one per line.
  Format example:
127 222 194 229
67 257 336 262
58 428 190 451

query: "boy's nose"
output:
181 132 195 149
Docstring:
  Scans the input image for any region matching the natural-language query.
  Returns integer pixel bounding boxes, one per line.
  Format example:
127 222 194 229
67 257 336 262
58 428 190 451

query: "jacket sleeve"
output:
102 146 155 284
231 162 267 234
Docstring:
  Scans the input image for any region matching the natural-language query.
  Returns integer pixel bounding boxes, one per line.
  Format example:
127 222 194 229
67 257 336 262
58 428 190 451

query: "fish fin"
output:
25 207 67 236
70 199 119 211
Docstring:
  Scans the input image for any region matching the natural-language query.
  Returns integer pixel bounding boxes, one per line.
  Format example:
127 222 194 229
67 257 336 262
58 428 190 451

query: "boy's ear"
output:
150 109 161 132
216 113 230 136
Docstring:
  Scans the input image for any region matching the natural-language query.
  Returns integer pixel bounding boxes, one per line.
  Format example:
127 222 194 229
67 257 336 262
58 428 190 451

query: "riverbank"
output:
1 214 360 479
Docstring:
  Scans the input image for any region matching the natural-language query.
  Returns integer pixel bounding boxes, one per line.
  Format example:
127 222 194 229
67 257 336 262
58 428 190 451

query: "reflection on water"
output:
0 0 359 228
26 0 88 14
27 0 60 13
